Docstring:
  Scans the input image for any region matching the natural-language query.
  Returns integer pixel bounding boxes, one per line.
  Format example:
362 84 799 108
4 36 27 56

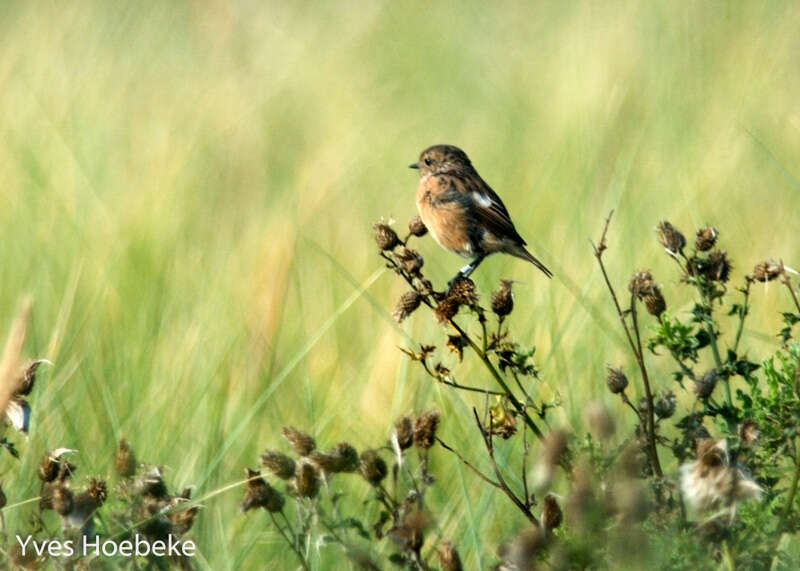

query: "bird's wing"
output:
468 178 526 245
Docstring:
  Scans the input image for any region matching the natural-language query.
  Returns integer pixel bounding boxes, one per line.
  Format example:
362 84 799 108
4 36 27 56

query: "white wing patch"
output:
472 191 492 208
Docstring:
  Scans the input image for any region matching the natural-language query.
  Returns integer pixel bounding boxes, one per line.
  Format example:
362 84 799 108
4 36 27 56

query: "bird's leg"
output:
449 255 486 287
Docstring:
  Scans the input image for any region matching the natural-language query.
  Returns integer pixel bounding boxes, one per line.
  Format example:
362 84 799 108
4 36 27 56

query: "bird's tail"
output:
511 245 553 279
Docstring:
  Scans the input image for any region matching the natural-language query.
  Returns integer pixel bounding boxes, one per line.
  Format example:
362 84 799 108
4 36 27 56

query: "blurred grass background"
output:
0 1 799 568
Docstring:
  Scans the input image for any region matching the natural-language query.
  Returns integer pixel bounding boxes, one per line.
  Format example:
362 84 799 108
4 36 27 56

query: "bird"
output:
409 144 552 282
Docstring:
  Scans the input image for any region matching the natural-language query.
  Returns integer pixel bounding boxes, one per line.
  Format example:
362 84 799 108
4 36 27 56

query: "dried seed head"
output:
644 288 666 317
394 415 414 451
392 291 422 323
374 222 400 251
584 402 615 440
695 227 718 251
437 540 463 571
359 449 388 486
606 367 629 394
53 486 74 516
115 438 137 478
408 216 428 237
706 250 732 282
434 297 460 323
294 460 320 499
413 410 441 449
15 359 48 397
739 420 760 446
260 449 296 480
752 259 783 282
447 276 479 307
542 494 563 531
491 280 514 317
38 449 76 483
397 247 424 274
628 270 657 299
657 221 686 254
282 426 316 456
88 478 108 505
693 370 718 399
654 391 676 419
310 443 359 474
241 468 284 513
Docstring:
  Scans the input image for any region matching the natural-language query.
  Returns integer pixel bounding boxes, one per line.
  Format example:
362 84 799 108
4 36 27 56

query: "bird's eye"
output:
424 158 431 166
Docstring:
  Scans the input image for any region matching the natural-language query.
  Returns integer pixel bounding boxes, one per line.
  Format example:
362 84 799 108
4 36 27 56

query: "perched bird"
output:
410 145 552 281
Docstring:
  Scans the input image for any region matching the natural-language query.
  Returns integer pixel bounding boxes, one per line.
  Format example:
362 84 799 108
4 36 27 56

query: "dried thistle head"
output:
693 369 718 399
437 540 463 571
294 459 320 499
654 391 676 419
241 468 284 513
628 271 657 299
644 288 666 317
393 291 422 323
447 276 479 307
739 420 760 446
87 478 108 505
374 222 400 251
695 227 718 251
408 216 428 237
359 449 388 486
606 367 628 394
260 450 296 480
657 221 686 254
310 443 359 474
491 280 514 317
282 426 316 456
752 259 783 282
394 415 414 451
115 438 137 478
413 410 441 449
542 493 563 531
706 250 732 282
434 297 460 323
397 247 424 275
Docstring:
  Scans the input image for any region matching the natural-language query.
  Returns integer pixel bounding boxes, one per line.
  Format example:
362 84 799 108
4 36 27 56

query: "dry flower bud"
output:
654 391 676 419
437 540 463 571
260 449 296 479
628 270 657 299
447 276 479 307
115 438 137 478
693 370 718 399
491 280 514 317
397 247 424 274
542 494 563 531
752 259 783 282
408 216 428 237
241 468 284 513
282 426 316 456
434 297 460 323
393 291 422 323
359 449 388 486
606 367 629 394
644 288 666 317
374 222 400 251
657 220 686 254
294 460 320 498
739 420 760 446
413 410 441 449
706 250 732 282
394 415 414 450
311 443 359 474
695 227 718 251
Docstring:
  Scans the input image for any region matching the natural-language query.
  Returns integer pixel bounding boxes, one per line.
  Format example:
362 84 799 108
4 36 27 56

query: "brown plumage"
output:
410 145 552 280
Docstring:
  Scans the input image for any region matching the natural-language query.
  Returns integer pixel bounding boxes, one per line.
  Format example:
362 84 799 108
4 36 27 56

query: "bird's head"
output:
409 145 473 176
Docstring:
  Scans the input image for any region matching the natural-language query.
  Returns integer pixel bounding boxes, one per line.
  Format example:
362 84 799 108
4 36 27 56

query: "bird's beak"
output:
408 162 420 169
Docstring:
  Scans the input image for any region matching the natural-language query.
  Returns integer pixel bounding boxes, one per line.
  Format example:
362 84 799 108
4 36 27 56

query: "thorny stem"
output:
591 211 663 477
472 409 539 525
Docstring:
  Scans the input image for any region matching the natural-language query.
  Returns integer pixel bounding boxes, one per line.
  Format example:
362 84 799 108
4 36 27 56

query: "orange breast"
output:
416 178 473 258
